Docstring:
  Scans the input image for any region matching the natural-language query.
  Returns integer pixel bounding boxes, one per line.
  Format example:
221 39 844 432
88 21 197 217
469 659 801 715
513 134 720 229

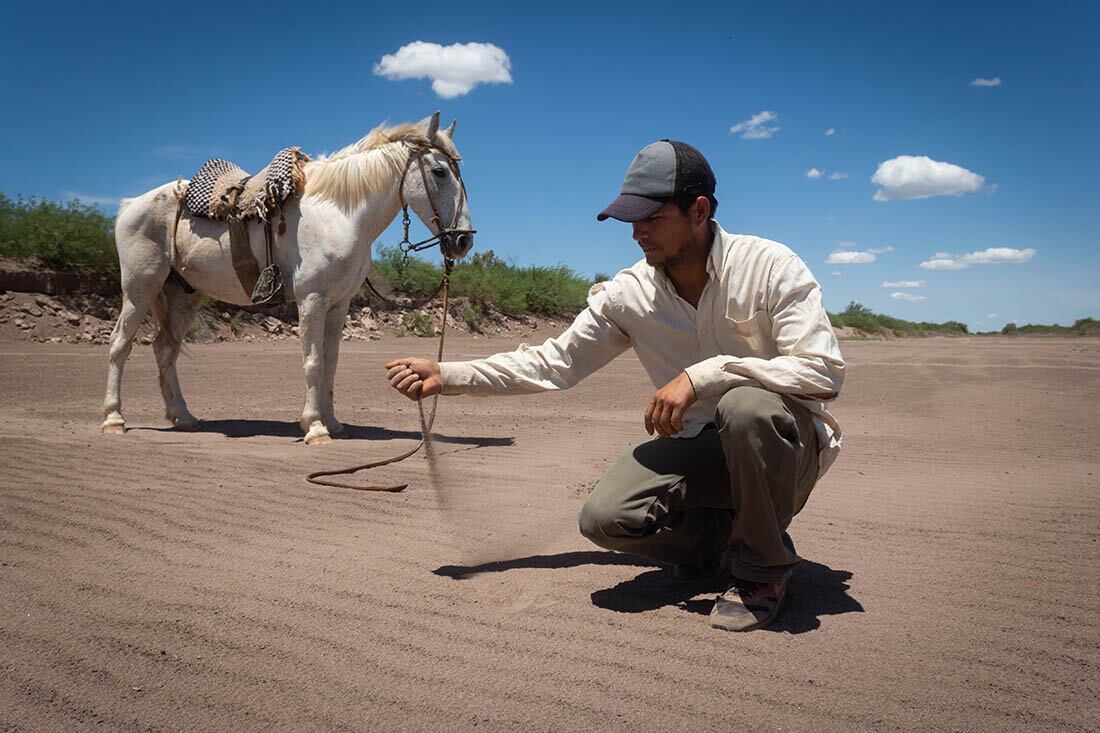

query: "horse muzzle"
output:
441 230 475 259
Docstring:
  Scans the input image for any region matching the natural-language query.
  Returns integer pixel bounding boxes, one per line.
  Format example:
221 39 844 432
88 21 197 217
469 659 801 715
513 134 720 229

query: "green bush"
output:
462 301 484 332
402 310 436 337
0 193 117 274
828 301 969 335
370 244 444 297
1011 317 1100 336
371 245 592 316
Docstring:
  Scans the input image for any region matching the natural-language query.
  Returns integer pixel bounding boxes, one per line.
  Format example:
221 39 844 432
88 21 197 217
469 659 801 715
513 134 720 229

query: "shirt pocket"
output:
723 309 779 357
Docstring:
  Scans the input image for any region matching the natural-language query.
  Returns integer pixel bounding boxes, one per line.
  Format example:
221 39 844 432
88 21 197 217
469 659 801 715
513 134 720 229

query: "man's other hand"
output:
385 358 442 400
644 371 698 437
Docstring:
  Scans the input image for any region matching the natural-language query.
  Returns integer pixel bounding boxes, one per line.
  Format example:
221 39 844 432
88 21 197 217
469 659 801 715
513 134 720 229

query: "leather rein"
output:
306 141 472 492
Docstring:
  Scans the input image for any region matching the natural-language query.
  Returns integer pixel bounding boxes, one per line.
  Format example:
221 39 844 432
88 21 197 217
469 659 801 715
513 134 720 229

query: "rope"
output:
306 260 454 492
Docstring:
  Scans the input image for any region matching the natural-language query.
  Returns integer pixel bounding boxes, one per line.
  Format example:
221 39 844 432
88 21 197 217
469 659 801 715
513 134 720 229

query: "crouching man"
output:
385 140 845 632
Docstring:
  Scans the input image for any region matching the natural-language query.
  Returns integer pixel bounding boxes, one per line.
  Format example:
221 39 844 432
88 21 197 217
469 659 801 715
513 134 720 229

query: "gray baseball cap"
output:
597 140 716 222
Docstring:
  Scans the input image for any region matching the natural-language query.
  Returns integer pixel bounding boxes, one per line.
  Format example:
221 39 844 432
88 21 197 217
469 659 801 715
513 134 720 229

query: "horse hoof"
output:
304 423 332 445
101 422 126 434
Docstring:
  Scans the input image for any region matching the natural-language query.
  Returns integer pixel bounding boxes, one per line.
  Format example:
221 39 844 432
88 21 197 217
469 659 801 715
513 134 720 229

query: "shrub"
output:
828 301 969 335
371 245 591 316
402 310 436 337
462 301 484 332
0 193 118 275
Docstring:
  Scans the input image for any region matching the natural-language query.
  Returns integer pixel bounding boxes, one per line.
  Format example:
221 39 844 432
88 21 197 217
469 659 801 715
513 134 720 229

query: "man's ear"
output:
694 196 711 225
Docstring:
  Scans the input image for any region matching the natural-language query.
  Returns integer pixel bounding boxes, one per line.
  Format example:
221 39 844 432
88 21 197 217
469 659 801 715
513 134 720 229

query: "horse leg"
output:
319 297 352 437
153 276 203 430
298 293 332 445
102 269 168 433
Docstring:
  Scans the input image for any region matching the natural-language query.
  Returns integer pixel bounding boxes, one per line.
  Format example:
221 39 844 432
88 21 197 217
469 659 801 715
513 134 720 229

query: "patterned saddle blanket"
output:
182 146 310 221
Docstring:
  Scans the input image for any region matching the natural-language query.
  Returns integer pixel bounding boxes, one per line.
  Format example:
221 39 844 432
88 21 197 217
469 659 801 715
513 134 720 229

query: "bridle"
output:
395 141 475 261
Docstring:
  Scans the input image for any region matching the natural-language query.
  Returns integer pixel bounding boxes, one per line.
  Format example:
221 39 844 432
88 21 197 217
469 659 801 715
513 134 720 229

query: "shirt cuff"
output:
439 361 475 395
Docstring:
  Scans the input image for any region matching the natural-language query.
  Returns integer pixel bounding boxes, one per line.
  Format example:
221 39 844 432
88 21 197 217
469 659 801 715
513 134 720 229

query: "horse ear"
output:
444 120 456 139
427 111 441 140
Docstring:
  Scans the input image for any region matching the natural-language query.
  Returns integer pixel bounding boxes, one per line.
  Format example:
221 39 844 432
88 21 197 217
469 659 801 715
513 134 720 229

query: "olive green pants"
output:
578 387 819 583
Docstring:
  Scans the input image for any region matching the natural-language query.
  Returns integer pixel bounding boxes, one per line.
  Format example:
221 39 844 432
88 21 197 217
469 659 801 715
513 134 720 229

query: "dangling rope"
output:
306 258 454 492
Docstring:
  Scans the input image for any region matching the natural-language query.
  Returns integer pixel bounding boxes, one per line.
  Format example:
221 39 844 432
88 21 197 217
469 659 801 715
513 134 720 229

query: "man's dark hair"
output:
671 191 718 219
665 140 718 219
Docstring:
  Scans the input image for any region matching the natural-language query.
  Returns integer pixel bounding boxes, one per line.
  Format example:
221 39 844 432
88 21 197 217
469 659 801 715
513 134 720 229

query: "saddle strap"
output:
229 219 261 298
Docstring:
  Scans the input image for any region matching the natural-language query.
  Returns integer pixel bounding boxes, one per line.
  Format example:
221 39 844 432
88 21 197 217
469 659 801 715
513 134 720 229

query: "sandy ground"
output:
1 335 1098 731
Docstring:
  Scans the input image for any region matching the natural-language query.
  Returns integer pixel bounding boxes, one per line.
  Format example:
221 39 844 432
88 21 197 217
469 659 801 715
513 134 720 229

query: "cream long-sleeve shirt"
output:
440 223 846 476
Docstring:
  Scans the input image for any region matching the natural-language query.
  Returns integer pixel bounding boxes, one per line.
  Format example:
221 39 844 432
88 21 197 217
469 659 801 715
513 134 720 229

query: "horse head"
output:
401 111 475 260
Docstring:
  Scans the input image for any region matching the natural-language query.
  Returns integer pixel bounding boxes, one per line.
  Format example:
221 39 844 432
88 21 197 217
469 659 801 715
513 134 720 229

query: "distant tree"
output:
1001 322 1018 335
593 272 610 283
843 301 874 317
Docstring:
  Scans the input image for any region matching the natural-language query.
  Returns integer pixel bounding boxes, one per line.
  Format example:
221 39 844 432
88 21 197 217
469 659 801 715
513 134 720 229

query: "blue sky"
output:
3 0 1097 328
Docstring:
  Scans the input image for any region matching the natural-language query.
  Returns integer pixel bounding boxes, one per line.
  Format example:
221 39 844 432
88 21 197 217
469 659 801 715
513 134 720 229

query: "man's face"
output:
631 200 696 267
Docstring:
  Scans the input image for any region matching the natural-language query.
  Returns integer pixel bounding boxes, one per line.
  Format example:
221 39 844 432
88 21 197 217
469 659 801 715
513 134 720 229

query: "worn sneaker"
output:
709 574 789 632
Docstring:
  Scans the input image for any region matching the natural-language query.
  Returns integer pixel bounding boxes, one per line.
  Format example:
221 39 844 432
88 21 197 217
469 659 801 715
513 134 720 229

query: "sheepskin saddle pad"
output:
183 146 309 221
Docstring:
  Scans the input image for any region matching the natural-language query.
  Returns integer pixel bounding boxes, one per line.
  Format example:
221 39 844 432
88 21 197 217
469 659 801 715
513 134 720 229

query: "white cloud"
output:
373 41 512 98
730 110 779 139
988 313 999 319
808 168 849 181
960 247 1036 264
970 77 1003 87
827 241 891 265
825 128 835 136
882 280 926 288
919 247 1036 270
919 253 970 270
827 250 876 264
832 270 845 276
871 155 985 201
890 292 927 303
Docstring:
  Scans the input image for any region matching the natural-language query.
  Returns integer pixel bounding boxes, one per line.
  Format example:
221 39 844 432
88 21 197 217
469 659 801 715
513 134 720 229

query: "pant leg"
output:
715 387 819 583
577 387 819 579
578 429 734 566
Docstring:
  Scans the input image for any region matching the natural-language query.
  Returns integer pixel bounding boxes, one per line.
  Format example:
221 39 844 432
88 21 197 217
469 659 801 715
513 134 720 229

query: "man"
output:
385 140 844 632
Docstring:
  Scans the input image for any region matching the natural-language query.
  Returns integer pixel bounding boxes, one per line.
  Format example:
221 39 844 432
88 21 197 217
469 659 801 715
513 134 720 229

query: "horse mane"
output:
303 122 452 212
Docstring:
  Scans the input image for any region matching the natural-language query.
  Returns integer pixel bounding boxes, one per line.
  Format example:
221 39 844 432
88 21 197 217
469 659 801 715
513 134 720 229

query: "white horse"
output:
103 112 473 444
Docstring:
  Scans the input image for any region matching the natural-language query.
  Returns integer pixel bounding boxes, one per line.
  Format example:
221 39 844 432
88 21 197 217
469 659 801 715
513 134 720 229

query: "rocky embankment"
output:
0 289 572 346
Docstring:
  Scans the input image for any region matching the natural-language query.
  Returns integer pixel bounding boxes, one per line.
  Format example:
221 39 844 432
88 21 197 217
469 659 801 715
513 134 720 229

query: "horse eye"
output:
432 166 447 178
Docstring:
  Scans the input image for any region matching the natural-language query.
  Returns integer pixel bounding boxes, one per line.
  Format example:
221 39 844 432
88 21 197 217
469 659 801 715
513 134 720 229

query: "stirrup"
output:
251 264 284 305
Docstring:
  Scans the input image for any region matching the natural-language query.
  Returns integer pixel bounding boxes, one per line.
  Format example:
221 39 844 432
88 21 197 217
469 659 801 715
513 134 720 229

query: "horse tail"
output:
152 289 179 352
153 285 197 363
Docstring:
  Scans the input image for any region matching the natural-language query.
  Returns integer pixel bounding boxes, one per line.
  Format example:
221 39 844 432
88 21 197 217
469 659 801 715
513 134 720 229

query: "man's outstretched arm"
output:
383 283 630 400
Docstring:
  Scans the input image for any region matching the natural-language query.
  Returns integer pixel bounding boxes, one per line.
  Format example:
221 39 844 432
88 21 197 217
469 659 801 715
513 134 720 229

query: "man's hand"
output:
384 358 442 400
645 371 698 437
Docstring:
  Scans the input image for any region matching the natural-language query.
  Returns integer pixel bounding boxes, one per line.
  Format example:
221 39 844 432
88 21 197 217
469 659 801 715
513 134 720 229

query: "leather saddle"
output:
175 147 309 304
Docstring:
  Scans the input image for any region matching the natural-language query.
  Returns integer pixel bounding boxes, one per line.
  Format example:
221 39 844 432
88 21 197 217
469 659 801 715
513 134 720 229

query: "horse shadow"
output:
134 419 514 447
435 552 862 634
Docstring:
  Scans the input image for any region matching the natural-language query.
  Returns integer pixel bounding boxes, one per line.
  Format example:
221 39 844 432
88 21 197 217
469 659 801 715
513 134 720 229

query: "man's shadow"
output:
435 552 862 634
